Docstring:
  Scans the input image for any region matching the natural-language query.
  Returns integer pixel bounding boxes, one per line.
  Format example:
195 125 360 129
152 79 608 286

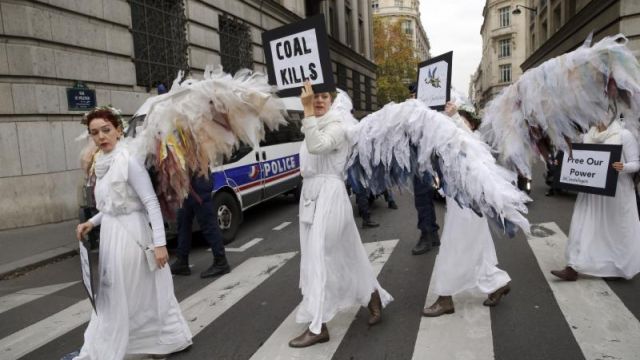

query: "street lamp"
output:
512 5 537 15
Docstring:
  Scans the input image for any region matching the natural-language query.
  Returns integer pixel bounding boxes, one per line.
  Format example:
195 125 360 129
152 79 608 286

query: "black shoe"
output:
362 218 380 228
429 232 441 247
388 201 398 209
200 257 231 278
545 189 555 196
170 256 191 276
411 235 432 255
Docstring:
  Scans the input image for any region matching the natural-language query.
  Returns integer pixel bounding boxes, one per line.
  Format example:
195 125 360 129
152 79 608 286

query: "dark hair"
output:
82 106 123 130
459 110 481 131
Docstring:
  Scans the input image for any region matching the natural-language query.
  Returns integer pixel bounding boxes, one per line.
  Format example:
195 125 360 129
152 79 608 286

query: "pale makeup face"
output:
313 92 332 117
88 118 122 153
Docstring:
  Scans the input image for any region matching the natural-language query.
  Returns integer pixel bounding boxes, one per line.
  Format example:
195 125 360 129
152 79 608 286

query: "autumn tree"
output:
373 17 418 106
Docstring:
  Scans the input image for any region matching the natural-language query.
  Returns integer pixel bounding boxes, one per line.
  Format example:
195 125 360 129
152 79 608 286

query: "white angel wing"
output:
480 34 640 177
347 99 531 236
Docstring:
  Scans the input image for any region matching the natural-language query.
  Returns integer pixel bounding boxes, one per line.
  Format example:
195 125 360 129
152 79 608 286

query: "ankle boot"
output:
483 282 511 307
362 218 380 228
422 296 454 317
367 290 382 325
200 256 231 278
411 234 432 255
288 324 330 348
550 266 578 281
170 256 191 276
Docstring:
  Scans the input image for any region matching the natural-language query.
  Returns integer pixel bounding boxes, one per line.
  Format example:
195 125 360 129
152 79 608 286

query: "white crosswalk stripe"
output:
526 222 640 360
412 281 494 359
181 251 297 336
249 239 399 360
0 281 79 316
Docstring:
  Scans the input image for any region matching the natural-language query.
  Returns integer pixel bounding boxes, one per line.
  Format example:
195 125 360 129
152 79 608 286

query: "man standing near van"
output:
170 175 231 278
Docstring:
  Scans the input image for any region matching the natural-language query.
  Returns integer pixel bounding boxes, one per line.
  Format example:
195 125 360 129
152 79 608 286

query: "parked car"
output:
79 95 304 247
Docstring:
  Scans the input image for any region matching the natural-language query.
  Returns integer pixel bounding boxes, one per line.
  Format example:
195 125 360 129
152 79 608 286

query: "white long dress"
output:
296 110 393 335
566 120 640 279
430 113 511 296
75 145 192 359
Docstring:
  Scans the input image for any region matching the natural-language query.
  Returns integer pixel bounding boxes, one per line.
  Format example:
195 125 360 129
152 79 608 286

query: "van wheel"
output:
213 192 241 245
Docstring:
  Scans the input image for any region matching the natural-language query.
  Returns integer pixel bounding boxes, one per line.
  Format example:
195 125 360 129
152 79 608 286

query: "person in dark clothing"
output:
170 175 230 278
355 187 380 228
545 150 564 196
407 82 440 255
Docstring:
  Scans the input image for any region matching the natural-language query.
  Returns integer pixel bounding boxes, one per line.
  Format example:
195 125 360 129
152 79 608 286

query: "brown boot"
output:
422 296 454 317
483 282 511 307
288 324 330 348
368 290 382 325
550 266 578 281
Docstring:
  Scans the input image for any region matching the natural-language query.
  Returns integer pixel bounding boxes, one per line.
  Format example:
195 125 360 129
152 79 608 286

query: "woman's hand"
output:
612 161 624 172
300 81 315 118
154 246 169 268
76 222 94 241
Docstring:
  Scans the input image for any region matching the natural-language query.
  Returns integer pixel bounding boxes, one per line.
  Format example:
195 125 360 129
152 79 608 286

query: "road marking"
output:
0 281 80 315
526 222 640 360
249 239 399 360
272 222 291 231
226 238 264 253
412 273 493 359
181 251 297 336
0 299 92 359
0 252 298 358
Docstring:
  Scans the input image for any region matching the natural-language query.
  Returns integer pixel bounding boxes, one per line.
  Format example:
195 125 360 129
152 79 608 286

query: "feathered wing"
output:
480 34 640 177
345 95 531 237
126 66 286 218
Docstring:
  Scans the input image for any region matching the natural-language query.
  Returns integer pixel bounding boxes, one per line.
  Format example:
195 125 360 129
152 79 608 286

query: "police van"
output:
79 95 304 246
210 96 304 242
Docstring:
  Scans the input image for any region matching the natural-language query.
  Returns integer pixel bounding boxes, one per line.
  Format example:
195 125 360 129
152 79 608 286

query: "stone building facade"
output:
0 0 377 230
522 0 640 70
372 0 430 61
472 0 530 110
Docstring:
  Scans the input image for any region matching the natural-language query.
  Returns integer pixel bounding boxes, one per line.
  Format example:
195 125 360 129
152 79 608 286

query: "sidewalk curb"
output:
0 244 78 280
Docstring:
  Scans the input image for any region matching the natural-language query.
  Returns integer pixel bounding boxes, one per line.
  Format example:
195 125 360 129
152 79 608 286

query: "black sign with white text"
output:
416 51 453 111
555 143 622 197
262 14 335 97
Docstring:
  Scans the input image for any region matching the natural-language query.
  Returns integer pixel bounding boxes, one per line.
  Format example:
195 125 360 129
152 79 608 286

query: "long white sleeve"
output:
302 116 345 154
127 157 167 247
88 212 102 227
621 131 640 173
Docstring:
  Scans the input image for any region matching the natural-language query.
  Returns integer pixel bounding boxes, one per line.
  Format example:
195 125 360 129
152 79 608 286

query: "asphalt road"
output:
1 163 639 360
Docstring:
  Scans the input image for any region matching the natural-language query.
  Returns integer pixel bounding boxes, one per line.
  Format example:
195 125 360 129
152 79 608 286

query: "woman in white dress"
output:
289 82 393 348
74 107 192 359
422 103 511 317
551 118 640 281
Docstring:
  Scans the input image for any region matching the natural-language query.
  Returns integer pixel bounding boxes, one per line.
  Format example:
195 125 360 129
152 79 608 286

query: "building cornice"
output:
521 0 619 71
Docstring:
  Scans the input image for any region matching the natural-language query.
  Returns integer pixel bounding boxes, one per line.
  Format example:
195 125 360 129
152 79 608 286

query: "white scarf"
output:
94 143 121 179
585 119 623 144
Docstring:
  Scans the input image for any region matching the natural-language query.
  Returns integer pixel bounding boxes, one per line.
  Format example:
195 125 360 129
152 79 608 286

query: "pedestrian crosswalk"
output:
0 224 639 360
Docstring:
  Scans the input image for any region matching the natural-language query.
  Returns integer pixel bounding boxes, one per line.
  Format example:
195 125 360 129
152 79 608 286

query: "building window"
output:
131 0 188 89
552 5 562 32
498 38 511 58
359 19 365 54
372 0 379 9
329 0 339 38
541 19 548 42
219 15 253 75
540 0 548 9
403 20 413 35
337 63 347 90
498 7 510 27
353 70 361 110
395 0 403 7
345 6 352 46
365 76 372 110
500 64 512 83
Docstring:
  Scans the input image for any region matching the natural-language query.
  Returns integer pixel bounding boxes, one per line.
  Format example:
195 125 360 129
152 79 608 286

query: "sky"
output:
419 1 485 96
